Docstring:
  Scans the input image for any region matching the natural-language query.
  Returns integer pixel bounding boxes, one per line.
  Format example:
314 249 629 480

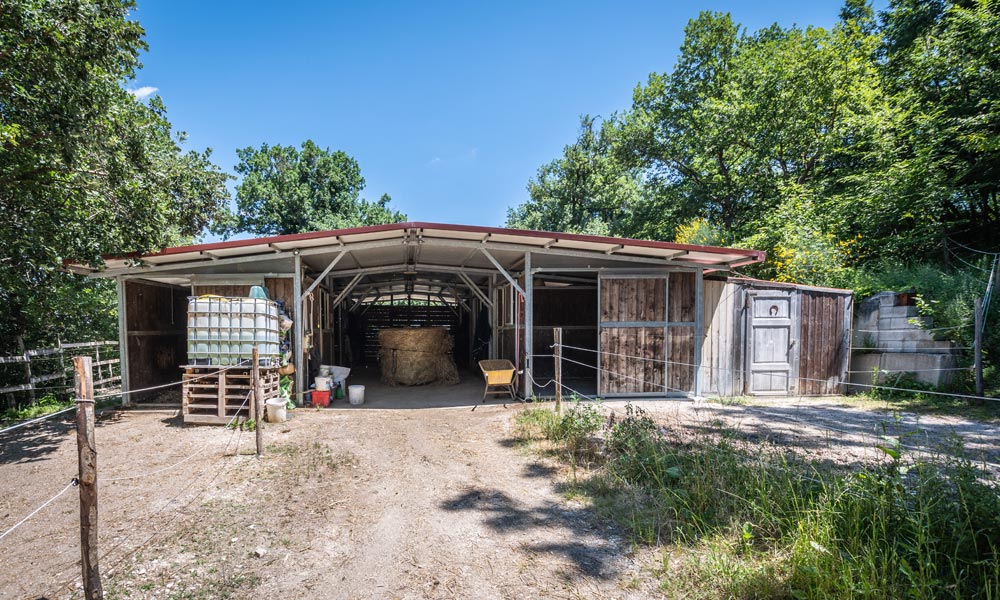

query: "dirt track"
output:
0 403 655 600
3 391 999 599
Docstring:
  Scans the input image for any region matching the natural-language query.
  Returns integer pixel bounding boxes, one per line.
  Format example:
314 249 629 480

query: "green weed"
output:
529 403 1000 598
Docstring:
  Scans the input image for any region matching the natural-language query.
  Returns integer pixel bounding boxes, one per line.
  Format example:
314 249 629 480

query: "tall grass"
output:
516 403 1000 598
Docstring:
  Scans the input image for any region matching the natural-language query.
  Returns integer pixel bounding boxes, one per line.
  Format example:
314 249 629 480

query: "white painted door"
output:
745 290 799 395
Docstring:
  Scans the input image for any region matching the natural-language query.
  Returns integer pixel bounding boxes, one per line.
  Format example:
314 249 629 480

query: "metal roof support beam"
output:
457 271 493 308
325 263 498 278
116 277 130 406
440 239 696 267
480 248 525 297
302 251 347 298
91 238 406 278
293 254 304 406
523 251 533 399
331 273 365 310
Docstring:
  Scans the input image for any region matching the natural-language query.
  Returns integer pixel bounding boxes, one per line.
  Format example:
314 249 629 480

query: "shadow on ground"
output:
441 486 620 581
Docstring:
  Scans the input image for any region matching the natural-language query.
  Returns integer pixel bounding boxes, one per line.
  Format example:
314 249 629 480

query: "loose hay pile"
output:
378 327 460 386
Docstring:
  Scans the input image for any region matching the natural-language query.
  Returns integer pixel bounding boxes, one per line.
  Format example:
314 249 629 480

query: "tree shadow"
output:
0 418 73 465
440 487 621 580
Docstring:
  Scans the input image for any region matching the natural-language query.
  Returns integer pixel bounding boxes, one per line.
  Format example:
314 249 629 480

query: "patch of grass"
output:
266 441 356 481
0 394 73 424
532 402 1000 598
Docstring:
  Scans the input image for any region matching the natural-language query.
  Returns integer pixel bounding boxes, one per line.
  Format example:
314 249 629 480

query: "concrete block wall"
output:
849 292 958 389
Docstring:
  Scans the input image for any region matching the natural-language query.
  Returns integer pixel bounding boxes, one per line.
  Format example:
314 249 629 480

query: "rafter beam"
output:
331 273 365 309
480 248 525 296
457 271 493 308
302 251 347 297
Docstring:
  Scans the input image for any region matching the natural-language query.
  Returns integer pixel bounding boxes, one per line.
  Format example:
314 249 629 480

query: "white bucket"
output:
318 365 331 376
348 385 365 405
314 376 331 391
266 400 286 423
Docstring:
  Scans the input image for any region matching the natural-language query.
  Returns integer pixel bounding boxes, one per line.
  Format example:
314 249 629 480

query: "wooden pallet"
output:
181 366 279 425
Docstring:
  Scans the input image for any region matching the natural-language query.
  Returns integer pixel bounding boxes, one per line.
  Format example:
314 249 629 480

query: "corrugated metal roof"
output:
70 221 765 277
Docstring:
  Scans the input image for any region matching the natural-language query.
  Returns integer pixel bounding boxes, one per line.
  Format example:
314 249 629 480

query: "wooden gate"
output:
598 272 698 397
744 289 800 395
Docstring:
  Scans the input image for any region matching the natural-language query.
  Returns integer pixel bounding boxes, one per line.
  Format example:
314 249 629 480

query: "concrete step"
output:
849 351 959 387
877 316 931 331
878 329 937 343
879 305 918 318
876 340 960 353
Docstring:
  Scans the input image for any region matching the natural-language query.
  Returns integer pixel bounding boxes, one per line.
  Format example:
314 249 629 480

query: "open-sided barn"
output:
69 222 852 405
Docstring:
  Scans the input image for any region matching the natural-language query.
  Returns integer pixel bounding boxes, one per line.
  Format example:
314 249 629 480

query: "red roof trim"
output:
135 221 765 262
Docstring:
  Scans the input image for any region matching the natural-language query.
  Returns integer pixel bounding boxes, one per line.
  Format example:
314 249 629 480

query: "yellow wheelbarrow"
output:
478 359 519 403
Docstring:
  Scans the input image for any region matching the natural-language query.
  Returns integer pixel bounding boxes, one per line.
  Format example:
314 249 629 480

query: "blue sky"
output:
130 0 881 239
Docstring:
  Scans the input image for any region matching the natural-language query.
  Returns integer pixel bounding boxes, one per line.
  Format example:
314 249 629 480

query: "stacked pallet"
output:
181 366 279 425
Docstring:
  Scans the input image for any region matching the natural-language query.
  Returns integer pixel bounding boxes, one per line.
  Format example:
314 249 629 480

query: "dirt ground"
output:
3 383 999 600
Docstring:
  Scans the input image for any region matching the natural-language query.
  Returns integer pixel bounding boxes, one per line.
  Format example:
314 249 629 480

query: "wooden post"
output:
975 297 984 400
252 347 263 456
554 328 562 415
17 336 34 402
74 356 103 600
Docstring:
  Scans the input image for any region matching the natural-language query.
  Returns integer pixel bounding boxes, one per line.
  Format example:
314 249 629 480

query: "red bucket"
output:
311 390 331 407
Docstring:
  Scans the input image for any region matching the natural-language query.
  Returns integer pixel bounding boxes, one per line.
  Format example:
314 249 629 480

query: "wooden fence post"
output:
252 347 263 456
74 356 103 600
554 328 562 415
17 336 35 402
975 297 984 400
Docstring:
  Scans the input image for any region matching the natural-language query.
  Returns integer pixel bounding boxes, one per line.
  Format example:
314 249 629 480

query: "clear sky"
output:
129 0 882 239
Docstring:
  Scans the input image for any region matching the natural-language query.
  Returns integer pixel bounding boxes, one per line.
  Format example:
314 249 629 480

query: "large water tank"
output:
187 296 280 366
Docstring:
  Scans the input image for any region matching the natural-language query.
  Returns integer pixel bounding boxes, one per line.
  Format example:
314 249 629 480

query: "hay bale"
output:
378 327 459 386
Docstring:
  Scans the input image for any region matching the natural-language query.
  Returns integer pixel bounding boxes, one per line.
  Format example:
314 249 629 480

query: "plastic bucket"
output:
348 385 365 405
266 400 286 423
314 376 331 391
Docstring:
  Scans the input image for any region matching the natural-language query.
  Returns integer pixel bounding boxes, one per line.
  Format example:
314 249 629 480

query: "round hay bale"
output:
378 327 459 386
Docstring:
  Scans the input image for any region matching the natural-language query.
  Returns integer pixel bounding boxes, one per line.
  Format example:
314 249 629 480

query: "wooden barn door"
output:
744 289 800 395
598 272 697 397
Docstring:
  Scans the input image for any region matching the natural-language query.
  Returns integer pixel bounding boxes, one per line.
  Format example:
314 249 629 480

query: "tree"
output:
231 140 406 236
880 0 1000 250
0 0 233 351
506 116 643 236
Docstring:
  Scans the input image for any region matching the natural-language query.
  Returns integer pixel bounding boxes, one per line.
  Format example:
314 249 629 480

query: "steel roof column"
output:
116 277 130 406
694 267 704 397
293 253 304 406
523 252 533 399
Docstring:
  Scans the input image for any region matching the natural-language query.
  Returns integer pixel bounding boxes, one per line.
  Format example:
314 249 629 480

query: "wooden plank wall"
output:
600 327 665 393
669 272 696 322
700 280 739 396
798 289 853 395
125 281 187 402
600 278 665 323
599 277 666 395
598 273 698 396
